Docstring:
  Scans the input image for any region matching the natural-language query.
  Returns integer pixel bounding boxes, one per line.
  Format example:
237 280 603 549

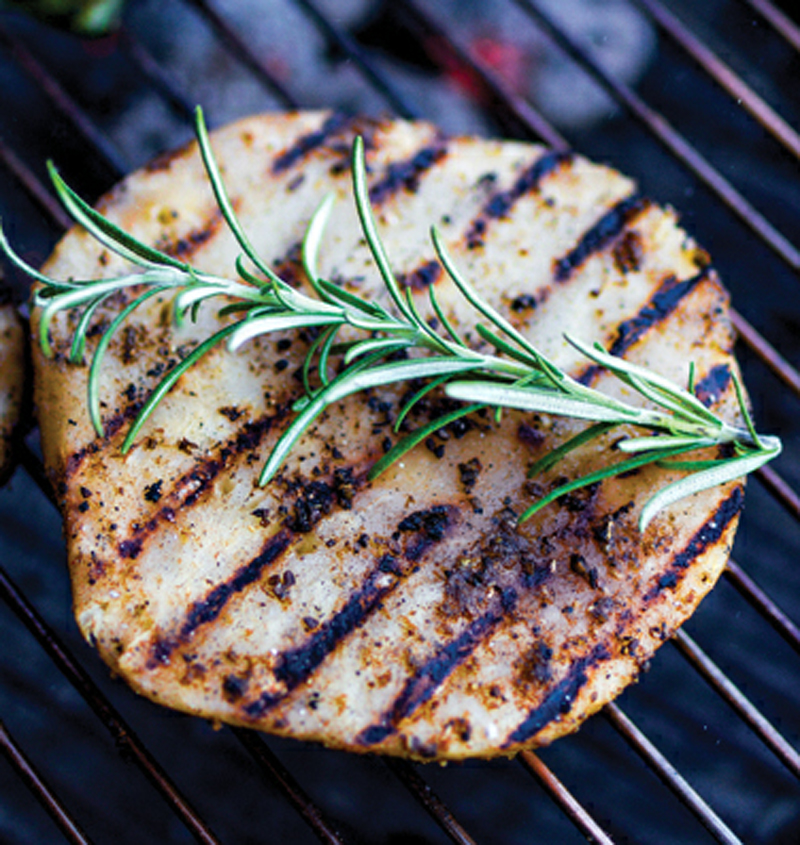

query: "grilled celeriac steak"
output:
0 298 25 484
34 112 745 760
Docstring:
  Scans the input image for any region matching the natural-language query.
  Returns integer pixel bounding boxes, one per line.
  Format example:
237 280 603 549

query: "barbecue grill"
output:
1 1 799 842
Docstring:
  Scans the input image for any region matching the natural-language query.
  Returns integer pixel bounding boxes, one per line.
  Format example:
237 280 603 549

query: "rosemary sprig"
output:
0 106 781 530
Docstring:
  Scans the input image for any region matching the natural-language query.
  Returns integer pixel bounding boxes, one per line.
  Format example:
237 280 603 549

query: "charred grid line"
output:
241 508 454 719
159 207 224 261
576 267 712 386
643 485 744 603
501 642 612 748
149 530 292 667
272 113 355 174
608 267 712 358
182 531 291 639
694 362 732 407
368 138 448 205
554 194 649 283
242 555 406 718
356 586 518 747
64 401 142 481
466 150 572 250
398 259 442 291
116 413 282 561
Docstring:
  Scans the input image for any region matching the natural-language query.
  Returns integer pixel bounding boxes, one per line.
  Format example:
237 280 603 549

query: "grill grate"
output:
1 1 799 842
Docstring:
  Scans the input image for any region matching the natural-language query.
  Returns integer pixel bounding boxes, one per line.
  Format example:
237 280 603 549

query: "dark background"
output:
1 1 799 842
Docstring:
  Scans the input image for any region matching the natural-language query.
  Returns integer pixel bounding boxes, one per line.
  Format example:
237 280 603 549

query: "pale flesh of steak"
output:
34 112 743 760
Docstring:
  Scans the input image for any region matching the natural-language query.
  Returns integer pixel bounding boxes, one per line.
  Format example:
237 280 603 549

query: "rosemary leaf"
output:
121 322 240 453
526 421 616 479
616 435 718 453
638 438 781 530
47 162 188 271
194 107 275 283
89 286 169 437
369 404 483 481
394 373 457 433
519 443 695 523
445 379 639 423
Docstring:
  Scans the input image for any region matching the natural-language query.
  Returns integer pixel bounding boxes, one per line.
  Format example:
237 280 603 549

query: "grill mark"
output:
608 267 712 359
554 194 649 283
356 586 518 747
465 150 572 249
368 138 448 206
501 642 612 748
241 556 407 718
149 529 292 667
116 411 284 561
398 259 442 291
65 402 141 481
693 363 732 408
643 485 743 603
576 267 712 386
159 208 224 262
272 113 354 174
240 509 456 719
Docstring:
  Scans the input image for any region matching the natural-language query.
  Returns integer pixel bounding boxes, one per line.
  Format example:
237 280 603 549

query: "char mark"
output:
182 530 291 637
149 530 292 667
115 413 282 561
466 150 572 250
693 363 732 408
272 113 354 174
368 140 448 206
398 260 442 291
160 208 223 261
357 587 518 747
643 485 743 603
607 267 711 359
241 508 455 719
242 557 407 718
576 266 711 386
65 400 142 480
396 505 453 562
554 194 649 283
501 642 611 748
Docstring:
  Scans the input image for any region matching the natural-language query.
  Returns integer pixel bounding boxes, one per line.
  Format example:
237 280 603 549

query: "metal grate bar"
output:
742 0 800 52
756 464 800 523
730 309 800 401
0 561 222 845
383 757 477 845
118 27 196 123
604 703 742 845
0 134 71 230
518 750 616 845
183 0 299 109
634 0 800 160
233 728 346 845
510 0 800 276
0 718 93 845
293 0 418 119
725 559 800 657
396 0 569 149
0 19 127 179
672 630 800 780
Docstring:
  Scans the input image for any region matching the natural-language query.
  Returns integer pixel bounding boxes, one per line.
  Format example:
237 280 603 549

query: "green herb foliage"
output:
0 107 781 530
